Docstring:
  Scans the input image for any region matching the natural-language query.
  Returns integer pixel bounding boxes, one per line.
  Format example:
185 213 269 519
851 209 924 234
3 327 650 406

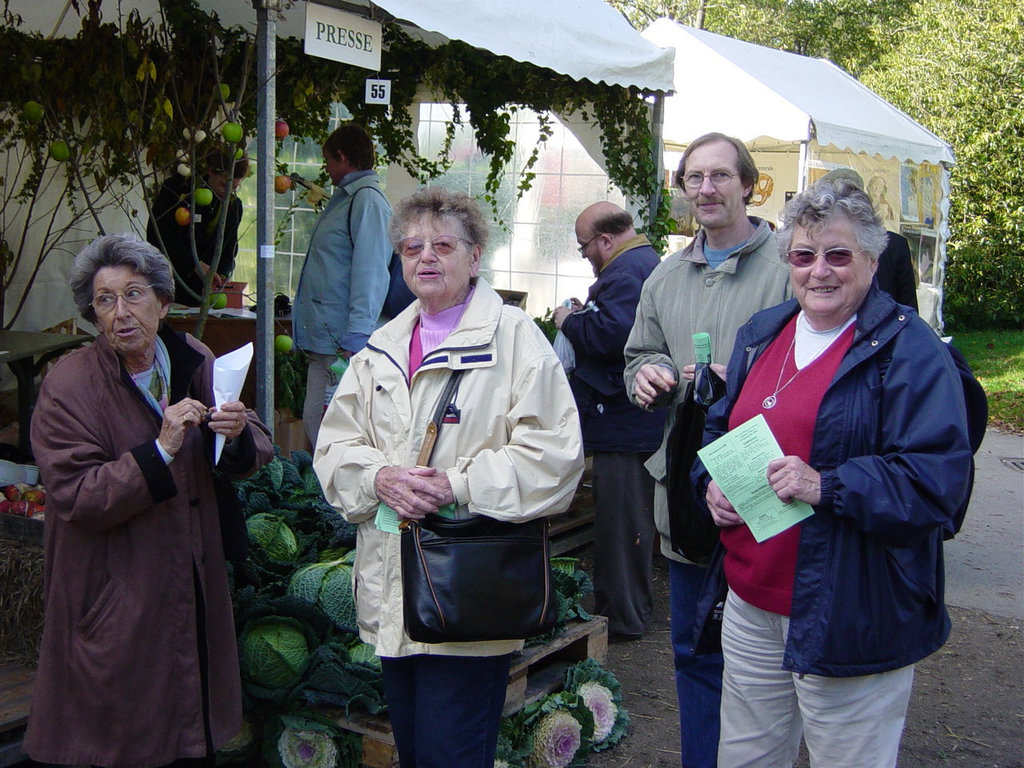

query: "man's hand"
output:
632 363 677 408
552 299 583 330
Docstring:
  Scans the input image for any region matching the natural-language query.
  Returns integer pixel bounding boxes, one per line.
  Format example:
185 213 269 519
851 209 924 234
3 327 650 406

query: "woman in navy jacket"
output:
691 180 972 768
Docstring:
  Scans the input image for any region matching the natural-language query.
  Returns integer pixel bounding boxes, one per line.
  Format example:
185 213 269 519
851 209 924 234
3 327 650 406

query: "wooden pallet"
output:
324 616 608 768
0 664 33 768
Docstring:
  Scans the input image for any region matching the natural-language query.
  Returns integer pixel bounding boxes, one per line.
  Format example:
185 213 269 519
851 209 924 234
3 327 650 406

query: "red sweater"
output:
721 317 854 615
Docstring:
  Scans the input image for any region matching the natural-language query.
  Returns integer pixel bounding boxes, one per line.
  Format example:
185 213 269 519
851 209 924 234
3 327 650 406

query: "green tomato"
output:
221 122 243 144
219 83 230 101
48 140 70 162
274 334 294 354
194 187 214 207
22 101 44 123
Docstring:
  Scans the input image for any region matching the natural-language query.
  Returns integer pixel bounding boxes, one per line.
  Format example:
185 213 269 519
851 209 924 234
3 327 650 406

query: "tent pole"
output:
253 0 279 432
649 92 665 231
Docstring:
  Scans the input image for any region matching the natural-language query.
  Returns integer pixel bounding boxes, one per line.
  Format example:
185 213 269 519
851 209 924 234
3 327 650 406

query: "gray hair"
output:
776 180 888 261
390 186 490 251
71 234 175 322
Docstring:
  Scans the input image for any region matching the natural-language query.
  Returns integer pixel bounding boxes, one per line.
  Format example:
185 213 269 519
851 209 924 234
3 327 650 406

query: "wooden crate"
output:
0 516 43 548
548 458 595 555
324 616 608 768
0 664 34 768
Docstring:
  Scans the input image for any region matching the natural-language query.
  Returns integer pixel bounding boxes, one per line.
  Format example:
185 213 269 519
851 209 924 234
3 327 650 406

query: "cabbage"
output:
577 682 617 743
240 617 311 689
277 727 338 768
527 710 583 768
246 512 299 561
287 559 356 631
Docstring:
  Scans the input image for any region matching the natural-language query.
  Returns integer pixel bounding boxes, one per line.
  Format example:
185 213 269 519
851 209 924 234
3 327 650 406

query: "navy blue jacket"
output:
562 241 665 453
693 287 972 676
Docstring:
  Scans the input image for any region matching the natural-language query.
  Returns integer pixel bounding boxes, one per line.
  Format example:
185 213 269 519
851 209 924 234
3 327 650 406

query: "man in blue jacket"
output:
554 202 665 642
293 123 392 445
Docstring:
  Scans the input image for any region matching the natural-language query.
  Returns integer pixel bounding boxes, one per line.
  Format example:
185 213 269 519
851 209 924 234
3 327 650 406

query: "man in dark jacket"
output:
553 202 665 641
820 168 918 310
147 148 248 306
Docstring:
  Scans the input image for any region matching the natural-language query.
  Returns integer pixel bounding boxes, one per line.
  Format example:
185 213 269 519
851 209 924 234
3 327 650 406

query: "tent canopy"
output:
643 18 953 166
25 0 675 92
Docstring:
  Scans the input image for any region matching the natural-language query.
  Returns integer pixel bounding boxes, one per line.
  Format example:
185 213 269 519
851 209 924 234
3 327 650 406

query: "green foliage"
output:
276 347 309 419
533 309 558 344
951 330 1024 433
611 0 915 76
861 0 1024 332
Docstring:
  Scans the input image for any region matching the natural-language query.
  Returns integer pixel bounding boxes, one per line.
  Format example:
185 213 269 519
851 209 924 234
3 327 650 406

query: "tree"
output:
862 0 1024 329
611 0 914 76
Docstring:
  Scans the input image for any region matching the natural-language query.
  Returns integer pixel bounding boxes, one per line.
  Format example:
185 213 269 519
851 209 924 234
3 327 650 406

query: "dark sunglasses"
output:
786 247 858 268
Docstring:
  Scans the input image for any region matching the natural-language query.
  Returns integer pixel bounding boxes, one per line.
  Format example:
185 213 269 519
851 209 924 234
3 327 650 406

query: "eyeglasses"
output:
397 236 471 259
92 284 155 313
681 171 736 190
786 248 859 268
577 233 603 255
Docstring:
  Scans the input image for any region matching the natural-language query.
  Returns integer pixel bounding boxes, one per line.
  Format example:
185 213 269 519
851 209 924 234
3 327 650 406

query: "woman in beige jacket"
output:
314 188 584 768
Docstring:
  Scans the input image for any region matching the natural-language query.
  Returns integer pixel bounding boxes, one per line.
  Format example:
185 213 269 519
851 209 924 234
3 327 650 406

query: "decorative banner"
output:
364 79 392 106
304 3 382 71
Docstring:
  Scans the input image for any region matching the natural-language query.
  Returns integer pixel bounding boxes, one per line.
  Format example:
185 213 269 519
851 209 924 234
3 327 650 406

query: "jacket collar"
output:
681 216 773 274
745 286 906 360
95 324 205 413
602 233 652 273
368 278 504 373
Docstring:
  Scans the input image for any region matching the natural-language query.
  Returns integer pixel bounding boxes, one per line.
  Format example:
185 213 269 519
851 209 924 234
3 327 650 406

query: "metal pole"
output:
649 92 666 229
254 0 278 433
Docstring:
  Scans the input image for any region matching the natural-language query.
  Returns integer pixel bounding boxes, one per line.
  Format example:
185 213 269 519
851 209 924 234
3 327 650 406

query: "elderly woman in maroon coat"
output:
24 234 273 768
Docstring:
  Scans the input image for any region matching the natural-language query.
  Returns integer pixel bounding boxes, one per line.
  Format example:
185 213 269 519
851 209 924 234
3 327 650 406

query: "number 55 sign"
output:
365 79 392 106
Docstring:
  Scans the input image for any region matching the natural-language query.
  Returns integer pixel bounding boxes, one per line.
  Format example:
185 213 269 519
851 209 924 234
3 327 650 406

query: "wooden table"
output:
0 330 92 457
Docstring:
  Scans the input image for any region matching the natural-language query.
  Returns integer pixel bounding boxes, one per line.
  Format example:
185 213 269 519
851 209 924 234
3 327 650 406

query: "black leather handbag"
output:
401 513 558 643
399 369 558 643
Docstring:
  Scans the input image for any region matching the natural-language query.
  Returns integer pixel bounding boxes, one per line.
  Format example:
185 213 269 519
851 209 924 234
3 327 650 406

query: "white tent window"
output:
231 103 628 320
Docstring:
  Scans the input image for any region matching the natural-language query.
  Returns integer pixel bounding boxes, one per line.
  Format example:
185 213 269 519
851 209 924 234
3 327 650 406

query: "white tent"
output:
643 18 954 326
28 1 675 92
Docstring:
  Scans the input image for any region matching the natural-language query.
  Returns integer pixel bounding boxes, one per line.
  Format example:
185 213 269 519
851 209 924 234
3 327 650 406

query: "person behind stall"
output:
694 179 972 767
292 123 393 446
313 187 584 768
23 233 273 768
553 201 664 643
819 167 918 310
147 147 249 306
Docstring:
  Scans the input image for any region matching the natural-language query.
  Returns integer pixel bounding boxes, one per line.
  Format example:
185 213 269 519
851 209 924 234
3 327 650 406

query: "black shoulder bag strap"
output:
415 369 465 467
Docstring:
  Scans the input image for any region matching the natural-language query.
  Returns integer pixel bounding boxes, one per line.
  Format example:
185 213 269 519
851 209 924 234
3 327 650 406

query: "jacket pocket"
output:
76 577 124 640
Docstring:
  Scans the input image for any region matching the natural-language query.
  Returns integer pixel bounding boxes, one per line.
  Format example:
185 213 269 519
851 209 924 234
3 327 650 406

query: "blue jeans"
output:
670 559 724 768
380 653 512 768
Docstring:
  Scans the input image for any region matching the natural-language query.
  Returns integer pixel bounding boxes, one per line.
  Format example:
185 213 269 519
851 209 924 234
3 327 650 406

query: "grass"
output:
948 329 1024 434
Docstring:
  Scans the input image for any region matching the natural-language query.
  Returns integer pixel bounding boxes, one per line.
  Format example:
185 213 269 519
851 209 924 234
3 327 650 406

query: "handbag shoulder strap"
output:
415 369 464 466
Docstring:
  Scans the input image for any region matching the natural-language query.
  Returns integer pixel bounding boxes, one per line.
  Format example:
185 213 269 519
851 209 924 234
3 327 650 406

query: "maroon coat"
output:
24 326 273 768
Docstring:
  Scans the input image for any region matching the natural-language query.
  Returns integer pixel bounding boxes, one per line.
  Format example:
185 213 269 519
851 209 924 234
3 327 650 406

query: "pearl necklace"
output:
762 336 800 410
